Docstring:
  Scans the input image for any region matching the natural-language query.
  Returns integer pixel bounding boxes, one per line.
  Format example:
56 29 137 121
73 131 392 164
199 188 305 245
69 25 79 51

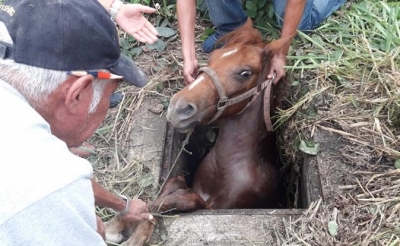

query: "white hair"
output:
0 21 110 113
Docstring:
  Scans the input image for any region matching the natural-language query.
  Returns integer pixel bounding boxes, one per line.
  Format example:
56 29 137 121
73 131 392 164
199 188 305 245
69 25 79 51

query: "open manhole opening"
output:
161 122 322 211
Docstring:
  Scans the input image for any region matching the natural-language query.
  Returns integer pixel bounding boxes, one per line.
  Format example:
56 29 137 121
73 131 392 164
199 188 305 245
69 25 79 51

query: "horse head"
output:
167 18 289 132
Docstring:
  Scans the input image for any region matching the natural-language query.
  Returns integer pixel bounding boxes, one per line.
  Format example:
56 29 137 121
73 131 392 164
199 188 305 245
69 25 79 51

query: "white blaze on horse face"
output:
188 75 205 91
221 48 238 58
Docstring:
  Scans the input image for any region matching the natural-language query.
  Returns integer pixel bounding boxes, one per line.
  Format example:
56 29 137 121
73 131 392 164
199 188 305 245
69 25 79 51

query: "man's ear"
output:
65 75 94 114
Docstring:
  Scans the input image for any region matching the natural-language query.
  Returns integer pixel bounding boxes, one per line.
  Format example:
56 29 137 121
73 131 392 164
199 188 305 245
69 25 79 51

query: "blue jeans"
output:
273 0 348 31
203 0 347 52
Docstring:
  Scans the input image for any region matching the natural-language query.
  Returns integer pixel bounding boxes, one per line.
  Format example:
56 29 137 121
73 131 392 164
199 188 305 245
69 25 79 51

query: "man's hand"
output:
115 4 158 44
183 59 199 85
91 180 153 223
123 198 154 222
267 53 286 84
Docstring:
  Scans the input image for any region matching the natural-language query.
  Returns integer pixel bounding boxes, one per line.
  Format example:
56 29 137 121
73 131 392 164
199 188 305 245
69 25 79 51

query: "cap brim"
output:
109 55 148 87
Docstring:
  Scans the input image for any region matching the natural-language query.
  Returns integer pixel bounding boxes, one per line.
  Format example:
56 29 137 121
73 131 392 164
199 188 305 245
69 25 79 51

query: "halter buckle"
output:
217 97 228 110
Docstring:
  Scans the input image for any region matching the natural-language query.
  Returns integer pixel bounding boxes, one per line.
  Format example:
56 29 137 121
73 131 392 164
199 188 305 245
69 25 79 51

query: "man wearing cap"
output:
0 0 156 244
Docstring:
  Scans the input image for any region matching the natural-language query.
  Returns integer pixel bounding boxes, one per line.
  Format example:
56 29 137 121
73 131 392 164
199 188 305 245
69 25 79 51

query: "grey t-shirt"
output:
0 80 106 245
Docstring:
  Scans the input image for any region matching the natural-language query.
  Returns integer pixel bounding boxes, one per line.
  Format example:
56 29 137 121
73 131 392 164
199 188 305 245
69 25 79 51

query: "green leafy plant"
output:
119 0 177 56
244 0 279 38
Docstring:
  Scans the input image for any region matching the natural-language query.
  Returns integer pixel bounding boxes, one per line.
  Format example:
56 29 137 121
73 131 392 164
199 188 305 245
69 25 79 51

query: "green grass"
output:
277 1 400 143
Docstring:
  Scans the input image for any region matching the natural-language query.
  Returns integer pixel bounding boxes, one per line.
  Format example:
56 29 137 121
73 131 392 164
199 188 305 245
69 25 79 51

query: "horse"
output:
148 18 290 212
102 18 291 246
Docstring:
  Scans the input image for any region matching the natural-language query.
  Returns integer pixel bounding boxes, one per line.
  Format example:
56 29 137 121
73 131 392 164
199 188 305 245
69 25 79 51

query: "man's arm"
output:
91 179 152 221
98 0 158 44
177 0 198 85
268 0 307 83
279 0 306 57
0 179 106 245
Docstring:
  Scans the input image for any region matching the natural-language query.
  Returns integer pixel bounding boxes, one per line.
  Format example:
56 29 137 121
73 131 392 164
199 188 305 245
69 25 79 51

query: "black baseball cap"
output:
0 0 147 87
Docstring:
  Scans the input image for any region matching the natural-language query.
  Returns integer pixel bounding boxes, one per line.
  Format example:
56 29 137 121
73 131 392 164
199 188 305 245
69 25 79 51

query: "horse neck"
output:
213 92 265 160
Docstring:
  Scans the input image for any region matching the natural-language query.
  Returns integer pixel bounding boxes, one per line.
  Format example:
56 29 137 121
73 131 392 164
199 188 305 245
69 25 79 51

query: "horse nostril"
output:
180 103 197 118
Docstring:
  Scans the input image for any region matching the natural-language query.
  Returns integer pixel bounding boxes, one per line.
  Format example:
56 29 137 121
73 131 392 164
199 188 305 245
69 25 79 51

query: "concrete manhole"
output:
130 95 325 245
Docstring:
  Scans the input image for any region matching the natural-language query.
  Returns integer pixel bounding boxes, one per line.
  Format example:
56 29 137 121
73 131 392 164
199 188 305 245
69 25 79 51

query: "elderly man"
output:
0 0 155 244
177 0 347 85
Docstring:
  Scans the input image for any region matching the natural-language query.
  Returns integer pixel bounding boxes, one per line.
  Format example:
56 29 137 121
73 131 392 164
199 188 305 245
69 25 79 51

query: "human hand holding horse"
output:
183 57 199 85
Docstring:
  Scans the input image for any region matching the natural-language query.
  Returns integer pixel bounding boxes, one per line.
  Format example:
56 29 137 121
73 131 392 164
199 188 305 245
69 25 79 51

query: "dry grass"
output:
276 1 400 244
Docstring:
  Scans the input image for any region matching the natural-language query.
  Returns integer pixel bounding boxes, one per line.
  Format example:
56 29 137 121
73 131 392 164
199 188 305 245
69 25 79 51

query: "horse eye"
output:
240 70 252 78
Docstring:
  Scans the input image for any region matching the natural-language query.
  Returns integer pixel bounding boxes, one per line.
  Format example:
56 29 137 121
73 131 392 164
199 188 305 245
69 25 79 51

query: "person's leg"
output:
273 0 347 32
203 0 247 53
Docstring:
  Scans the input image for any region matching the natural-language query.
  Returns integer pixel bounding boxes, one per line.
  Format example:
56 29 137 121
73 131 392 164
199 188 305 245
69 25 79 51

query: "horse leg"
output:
105 215 126 244
158 176 188 198
120 219 156 246
105 215 156 246
149 188 211 213
147 175 189 212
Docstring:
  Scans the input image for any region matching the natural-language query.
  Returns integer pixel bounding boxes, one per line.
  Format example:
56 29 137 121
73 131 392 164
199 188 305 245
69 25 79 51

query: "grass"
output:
275 1 400 244
90 0 400 245
279 0 400 163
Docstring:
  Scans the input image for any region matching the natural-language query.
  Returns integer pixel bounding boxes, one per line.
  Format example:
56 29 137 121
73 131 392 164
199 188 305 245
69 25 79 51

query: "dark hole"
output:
168 123 305 209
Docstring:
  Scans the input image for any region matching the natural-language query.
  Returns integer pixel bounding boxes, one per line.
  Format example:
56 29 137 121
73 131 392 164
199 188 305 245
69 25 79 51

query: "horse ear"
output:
242 17 253 30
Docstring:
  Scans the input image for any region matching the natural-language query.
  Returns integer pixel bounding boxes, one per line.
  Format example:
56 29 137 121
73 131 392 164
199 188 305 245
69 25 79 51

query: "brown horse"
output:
103 19 291 246
148 18 290 212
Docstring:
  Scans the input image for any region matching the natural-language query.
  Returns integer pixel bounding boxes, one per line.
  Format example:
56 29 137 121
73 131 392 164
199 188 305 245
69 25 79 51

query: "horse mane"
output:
218 26 263 47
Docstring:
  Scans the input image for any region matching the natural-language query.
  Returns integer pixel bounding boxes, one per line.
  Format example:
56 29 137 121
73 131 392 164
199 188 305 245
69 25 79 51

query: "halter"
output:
197 67 274 131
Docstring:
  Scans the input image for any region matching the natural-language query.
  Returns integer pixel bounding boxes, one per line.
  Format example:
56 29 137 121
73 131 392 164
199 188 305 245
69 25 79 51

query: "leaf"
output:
259 0 267 8
246 9 257 18
197 0 208 12
201 28 215 41
299 140 320 155
267 4 275 19
245 1 257 18
119 37 131 50
291 80 299 86
128 47 142 57
330 50 344 62
395 159 400 169
328 221 338 236
245 1 256 11
305 104 318 117
146 40 166 51
303 138 316 147
330 75 352 88
155 26 176 38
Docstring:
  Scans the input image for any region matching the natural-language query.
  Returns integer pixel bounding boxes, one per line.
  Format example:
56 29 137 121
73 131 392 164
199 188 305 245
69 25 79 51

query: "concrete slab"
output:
150 210 303 245
127 95 168 194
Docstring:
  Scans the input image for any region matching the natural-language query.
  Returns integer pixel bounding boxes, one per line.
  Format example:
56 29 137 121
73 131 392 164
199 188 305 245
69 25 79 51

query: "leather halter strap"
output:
197 67 274 131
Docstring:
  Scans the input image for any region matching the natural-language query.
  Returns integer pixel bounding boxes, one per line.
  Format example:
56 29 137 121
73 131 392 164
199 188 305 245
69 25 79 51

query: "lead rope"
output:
263 79 274 132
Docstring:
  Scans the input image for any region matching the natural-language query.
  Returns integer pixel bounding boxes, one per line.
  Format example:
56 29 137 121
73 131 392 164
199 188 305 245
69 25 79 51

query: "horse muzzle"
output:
166 100 200 132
